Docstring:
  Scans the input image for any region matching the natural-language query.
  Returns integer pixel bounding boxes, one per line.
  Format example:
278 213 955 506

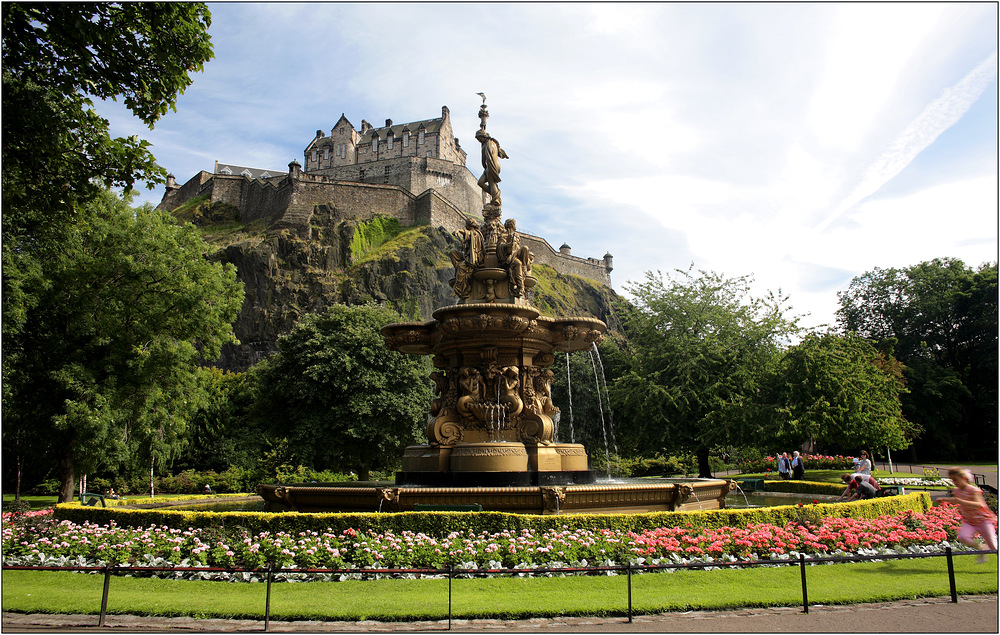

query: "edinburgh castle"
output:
158 106 614 286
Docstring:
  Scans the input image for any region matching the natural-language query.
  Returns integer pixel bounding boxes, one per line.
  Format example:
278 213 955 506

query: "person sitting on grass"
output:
202 484 214 495
838 472 881 501
938 467 997 564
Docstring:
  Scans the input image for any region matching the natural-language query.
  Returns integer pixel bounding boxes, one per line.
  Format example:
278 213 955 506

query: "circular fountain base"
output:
255 478 735 515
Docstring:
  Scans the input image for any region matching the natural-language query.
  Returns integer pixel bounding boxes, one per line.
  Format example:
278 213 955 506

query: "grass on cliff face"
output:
4 557 996 621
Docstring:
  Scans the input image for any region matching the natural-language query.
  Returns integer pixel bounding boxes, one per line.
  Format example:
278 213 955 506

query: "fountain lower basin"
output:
255 478 735 514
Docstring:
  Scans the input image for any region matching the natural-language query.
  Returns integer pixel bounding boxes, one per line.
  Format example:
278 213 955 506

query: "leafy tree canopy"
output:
1 2 213 245
252 305 432 481
609 267 802 476
766 332 917 453
836 258 997 460
2 189 244 501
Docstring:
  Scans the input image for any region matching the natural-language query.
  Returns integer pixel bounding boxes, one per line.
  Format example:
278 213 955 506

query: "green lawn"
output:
2 494 58 510
4 556 996 621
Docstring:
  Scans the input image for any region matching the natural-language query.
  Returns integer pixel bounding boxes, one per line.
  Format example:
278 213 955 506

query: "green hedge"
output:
54 492 932 537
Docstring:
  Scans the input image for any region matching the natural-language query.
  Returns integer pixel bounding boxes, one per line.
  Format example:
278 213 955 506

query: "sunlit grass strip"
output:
3 556 996 621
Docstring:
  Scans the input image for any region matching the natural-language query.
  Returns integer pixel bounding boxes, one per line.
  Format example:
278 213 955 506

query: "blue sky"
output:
106 2 998 330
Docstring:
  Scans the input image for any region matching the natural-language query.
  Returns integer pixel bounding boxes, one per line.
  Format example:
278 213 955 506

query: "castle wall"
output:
521 234 612 286
285 176 419 226
159 171 214 212
239 177 291 225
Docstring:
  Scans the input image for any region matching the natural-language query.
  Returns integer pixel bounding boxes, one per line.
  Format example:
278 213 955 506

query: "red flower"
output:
812 500 819 505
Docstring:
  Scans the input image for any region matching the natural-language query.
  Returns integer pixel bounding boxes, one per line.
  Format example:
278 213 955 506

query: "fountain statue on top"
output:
382 96 606 487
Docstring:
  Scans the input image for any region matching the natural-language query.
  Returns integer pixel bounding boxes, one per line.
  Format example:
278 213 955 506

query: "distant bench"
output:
80 492 106 507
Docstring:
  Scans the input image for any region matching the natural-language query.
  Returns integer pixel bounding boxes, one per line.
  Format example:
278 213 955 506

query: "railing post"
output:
946 547 957 603
448 565 453 631
626 562 633 623
98 564 113 627
264 564 273 632
798 553 809 613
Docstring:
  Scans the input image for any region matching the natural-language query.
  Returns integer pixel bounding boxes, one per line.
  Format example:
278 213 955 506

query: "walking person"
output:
777 452 791 480
791 451 805 480
939 468 997 563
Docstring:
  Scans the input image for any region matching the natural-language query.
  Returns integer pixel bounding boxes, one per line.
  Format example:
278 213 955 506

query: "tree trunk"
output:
14 452 23 502
696 446 712 478
58 454 75 503
149 457 155 498
357 467 370 482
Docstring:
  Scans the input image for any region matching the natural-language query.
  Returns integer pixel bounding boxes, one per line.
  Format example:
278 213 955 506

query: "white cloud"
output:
818 51 999 231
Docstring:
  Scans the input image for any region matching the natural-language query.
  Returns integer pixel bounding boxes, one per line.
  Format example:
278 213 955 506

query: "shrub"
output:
620 454 693 477
53 492 933 538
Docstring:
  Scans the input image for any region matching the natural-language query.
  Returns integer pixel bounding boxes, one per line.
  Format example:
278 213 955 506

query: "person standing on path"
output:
777 452 791 480
791 451 805 480
939 467 998 563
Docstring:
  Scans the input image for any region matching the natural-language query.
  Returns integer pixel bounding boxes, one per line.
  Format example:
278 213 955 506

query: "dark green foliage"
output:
765 332 916 452
251 304 432 480
836 258 997 460
1 2 214 246
2 190 244 501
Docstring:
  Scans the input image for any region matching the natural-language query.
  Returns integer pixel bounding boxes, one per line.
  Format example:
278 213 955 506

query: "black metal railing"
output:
3 547 994 630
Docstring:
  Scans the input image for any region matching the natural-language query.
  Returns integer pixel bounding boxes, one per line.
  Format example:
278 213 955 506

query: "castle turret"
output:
560 243 571 256
604 252 614 273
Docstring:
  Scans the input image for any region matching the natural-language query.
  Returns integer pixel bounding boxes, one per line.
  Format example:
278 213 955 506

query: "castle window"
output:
312 150 317 162
241 169 253 178
372 136 379 154
260 172 271 178
383 166 390 183
219 166 233 175
324 148 329 160
359 168 366 181
387 132 394 151
418 129 425 144
403 132 409 147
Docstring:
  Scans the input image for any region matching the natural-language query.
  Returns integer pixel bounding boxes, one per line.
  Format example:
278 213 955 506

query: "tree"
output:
2 189 244 501
1 3 213 247
836 258 997 460
609 268 802 477
252 305 432 481
766 332 917 453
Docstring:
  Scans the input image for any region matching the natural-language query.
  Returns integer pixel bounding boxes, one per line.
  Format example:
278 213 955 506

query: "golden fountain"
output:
257 98 734 514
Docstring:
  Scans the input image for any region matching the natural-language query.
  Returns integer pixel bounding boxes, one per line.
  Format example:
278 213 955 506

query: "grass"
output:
2 494 58 510
3 557 996 621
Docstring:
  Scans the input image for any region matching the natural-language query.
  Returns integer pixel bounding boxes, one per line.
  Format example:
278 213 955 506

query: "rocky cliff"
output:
179 200 622 372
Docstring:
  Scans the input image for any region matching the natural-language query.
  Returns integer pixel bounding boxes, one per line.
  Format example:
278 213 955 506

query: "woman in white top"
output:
856 450 872 475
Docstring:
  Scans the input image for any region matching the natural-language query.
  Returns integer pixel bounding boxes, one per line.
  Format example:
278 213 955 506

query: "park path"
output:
3 595 998 632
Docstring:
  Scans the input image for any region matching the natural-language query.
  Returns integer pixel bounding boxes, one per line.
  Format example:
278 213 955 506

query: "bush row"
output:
55 491 931 538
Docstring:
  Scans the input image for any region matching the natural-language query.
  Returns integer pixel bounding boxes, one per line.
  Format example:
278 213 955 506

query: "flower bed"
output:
3 504 989 582
878 477 952 487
